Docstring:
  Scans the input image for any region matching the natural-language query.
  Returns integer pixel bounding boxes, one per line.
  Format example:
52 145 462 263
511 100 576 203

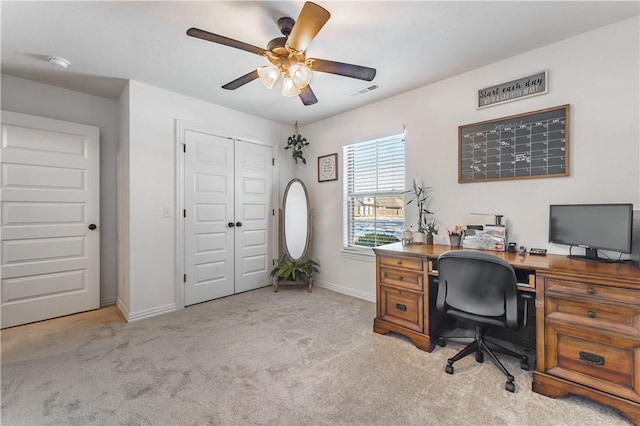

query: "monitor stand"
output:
567 247 616 263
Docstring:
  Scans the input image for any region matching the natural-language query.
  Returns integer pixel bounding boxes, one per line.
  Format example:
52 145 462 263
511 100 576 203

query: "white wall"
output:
295 17 640 301
1 74 120 306
120 80 290 319
117 83 131 312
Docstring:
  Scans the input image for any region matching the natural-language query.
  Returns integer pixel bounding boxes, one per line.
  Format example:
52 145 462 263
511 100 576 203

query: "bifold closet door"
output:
1 111 100 328
234 141 273 293
183 130 273 306
184 131 235 305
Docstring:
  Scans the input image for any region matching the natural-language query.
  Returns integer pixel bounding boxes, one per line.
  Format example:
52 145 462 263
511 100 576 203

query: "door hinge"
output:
272 158 275 166
272 209 275 216
183 274 186 283
183 144 186 153
183 209 186 218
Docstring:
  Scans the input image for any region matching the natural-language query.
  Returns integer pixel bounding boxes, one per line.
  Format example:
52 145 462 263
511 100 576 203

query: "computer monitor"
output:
549 203 633 262
632 210 640 269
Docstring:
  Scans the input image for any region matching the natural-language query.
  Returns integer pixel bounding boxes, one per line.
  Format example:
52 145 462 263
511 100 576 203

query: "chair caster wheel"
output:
445 364 454 375
437 337 446 347
505 381 515 392
475 351 484 363
521 359 530 371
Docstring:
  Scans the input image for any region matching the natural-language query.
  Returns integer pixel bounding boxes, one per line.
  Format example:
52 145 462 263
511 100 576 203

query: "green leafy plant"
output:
425 221 438 236
402 177 434 233
270 258 319 282
355 233 401 247
285 121 309 164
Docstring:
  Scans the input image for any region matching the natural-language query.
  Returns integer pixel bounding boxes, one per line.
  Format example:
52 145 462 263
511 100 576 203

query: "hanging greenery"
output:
285 121 309 164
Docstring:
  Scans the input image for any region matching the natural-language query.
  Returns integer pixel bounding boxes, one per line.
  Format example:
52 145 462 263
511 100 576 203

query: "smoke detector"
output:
47 56 70 69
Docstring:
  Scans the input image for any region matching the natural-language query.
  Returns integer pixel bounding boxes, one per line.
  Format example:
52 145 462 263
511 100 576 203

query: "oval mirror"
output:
283 179 310 261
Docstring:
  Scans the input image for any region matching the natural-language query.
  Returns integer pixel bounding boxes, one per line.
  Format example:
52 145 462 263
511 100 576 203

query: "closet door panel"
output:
184 131 234 305
234 141 274 293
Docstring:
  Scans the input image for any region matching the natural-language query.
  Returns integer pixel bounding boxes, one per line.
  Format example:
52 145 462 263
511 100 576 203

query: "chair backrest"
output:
436 250 518 329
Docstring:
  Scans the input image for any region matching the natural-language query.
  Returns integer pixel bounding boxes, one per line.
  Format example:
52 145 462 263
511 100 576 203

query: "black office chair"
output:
436 250 530 392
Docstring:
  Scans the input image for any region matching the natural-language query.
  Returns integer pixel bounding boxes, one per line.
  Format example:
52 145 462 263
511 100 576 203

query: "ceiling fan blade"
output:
187 28 266 56
311 58 376 81
222 70 259 90
299 85 318 106
286 2 330 53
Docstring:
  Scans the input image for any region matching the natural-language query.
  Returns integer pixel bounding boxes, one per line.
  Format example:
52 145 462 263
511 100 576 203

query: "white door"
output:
234 141 273 293
183 127 273 306
183 130 235 305
1 111 100 328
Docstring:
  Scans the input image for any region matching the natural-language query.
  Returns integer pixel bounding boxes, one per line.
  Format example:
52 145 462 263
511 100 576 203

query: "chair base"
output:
443 325 529 392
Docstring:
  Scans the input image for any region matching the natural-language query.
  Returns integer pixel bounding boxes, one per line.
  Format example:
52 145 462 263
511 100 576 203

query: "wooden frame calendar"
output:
458 104 570 183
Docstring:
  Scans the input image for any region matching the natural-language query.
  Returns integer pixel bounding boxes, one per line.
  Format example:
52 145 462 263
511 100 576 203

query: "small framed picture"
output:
318 153 338 182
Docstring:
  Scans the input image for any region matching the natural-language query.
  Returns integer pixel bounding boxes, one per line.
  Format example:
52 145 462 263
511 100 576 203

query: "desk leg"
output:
373 318 434 352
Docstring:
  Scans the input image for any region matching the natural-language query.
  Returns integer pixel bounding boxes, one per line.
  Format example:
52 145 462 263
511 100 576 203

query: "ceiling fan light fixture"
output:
289 63 312 89
281 76 301 97
257 64 280 89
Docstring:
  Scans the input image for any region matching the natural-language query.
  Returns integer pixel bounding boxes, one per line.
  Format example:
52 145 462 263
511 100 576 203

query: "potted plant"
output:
402 177 434 244
270 257 320 292
425 221 438 245
285 121 309 164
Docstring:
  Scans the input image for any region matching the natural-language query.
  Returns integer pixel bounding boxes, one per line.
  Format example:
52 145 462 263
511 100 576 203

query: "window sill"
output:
341 248 376 263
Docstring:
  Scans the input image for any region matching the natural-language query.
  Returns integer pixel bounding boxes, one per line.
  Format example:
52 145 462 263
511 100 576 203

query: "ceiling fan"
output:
186 1 376 106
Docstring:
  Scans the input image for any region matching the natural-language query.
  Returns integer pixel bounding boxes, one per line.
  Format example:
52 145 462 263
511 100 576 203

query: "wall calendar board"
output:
458 104 570 183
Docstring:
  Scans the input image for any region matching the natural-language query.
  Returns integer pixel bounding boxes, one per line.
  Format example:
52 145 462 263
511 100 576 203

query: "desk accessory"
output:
530 248 547 256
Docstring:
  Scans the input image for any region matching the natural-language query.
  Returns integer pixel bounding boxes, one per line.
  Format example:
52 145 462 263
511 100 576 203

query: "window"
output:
343 134 405 249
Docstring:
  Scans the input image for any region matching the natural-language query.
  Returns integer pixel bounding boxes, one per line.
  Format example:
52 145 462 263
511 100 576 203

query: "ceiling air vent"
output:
347 83 381 98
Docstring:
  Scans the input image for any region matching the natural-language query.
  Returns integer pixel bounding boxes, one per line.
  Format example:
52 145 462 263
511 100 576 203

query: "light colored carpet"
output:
1 286 630 425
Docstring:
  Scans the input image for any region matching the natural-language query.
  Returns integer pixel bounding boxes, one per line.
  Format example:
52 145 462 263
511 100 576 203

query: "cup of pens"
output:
448 227 463 247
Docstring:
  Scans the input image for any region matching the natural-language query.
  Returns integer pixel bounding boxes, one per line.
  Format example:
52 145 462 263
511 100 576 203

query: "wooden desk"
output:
372 243 640 424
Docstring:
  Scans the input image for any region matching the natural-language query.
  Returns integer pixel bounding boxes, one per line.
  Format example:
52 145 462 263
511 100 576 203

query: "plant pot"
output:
426 234 434 245
402 231 413 244
413 231 425 244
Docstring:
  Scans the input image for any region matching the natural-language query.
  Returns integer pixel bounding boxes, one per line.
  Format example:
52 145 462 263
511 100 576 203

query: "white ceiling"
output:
2 1 638 126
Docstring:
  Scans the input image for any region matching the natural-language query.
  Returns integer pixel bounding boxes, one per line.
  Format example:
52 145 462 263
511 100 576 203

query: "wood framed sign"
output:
458 104 570 183
477 70 548 109
318 153 338 182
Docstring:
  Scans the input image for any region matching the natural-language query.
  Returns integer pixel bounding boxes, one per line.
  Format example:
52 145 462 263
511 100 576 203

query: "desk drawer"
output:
546 324 640 402
379 286 423 332
546 279 640 306
546 296 640 337
379 255 423 272
379 267 423 292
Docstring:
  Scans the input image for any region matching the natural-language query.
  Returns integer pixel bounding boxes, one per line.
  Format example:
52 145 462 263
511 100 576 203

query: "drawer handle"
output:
580 351 605 366
398 276 404 281
587 311 596 318
395 303 407 312
396 260 402 266
587 287 596 295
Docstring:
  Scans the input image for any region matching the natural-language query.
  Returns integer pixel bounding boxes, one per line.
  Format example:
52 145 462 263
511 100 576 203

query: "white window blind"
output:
343 134 405 248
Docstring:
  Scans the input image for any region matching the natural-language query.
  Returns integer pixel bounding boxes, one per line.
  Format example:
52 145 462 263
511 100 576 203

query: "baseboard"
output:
116 298 130 321
127 303 177 322
100 297 117 307
115 299 177 323
313 279 375 303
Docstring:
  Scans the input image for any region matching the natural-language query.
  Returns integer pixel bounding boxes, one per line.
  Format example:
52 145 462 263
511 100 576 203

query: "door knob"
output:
88 224 97 230
236 222 242 227
228 222 235 227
